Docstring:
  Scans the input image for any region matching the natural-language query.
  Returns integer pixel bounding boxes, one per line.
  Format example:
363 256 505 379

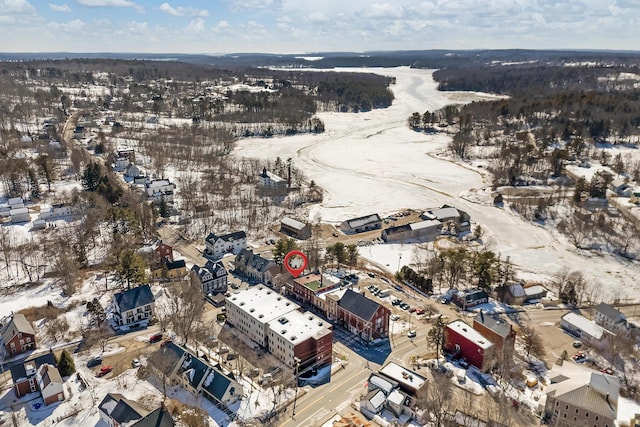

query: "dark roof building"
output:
10 352 57 384
340 214 382 234
99 393 148 426
336 289 390 340
453 288 489 309
114 284 154 313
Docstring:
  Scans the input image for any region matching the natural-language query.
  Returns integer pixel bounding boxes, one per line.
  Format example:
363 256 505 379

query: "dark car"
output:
86 357 102 368
160 339 173 347
149 333 163 343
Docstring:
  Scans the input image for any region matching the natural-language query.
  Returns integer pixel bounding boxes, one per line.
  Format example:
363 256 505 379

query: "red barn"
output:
444 320 494 372
152 240 174 262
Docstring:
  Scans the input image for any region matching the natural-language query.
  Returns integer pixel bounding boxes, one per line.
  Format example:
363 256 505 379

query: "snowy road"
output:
233 66 640 301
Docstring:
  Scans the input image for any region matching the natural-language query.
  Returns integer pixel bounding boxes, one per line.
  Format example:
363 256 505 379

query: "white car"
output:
391 314 400 321
132 358 140 368
407 330 417 338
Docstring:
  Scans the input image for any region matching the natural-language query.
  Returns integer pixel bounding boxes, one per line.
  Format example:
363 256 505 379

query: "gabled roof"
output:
10 352 57 383
549 373 619 420
561 312 607 340
114 284 155 312
206 231 246 244
345 213 381 228
98 393 148 425
281 216 307 231
1 313 35 342
132 406 175 427
192 260 227 280
38 364 62 387
236 248 274 273
595 302 625 322
473 312 513 338
338 289 382 321
165 259 186 271
202 368 232 401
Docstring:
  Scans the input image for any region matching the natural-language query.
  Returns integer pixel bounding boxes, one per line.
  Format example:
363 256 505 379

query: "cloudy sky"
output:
1 0 639 53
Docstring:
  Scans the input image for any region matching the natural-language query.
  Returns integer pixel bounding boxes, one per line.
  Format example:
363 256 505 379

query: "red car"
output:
160 339 173 347
149 333 163 343
415 308 425 315
96 365 113 377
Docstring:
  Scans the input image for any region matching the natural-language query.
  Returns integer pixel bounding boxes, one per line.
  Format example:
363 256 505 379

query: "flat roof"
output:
447 320 493 350
379 362 426 391
409 219 441 230
281 216 306 230
561 312 606 340
294 274 325 291
227 286 299 324
267 310 331 344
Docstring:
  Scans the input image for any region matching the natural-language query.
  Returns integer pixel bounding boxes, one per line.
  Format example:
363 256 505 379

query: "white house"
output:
190 261 228 296
36 364 64 406
38 204 80 221
112 284 155 327
10 207 30 223
114 157 130 171
124 163 143 178
258 167 287 189
594 303 629 335
561 312 611 348
145 179 175 197
204 231 246 259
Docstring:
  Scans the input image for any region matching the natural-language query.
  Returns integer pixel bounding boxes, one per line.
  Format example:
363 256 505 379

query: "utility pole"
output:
292 357 300 418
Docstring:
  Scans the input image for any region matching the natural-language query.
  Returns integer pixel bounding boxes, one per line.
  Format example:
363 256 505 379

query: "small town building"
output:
112 284 155 328
117 148 136 163
99 393 152 427
258 167 288 190
190 260 228 296
234 248 277 284
280 216 312 240
523 284 548 302
335 289 390 341
453 288 489 309
472 311 516 361
124 163 142 179
10 352 63 405
10 207 30 223
594 303 629 335
560 312 610 349
543 361 619 427
151 240 174 262
114 157 130 171
205 231 247 259
444 320 495 372
1 313 36 357
151 342 243 410
378 362 427 396
381 220 441 243
37 204 80 221
340 213 382 234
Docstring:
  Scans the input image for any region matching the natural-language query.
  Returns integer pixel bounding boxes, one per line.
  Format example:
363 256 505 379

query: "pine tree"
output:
28 168 40 200
57 350 76 377
82 162 102 192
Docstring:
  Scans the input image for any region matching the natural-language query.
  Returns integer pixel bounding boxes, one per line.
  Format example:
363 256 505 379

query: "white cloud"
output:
0 0 35 13
228 0 282 12
0 15 16 24
304 12 328 24
47 18 86 32
48 3 70 12
184 18 205 33
363 3 404 19
212 20 230 32
75 0 143 13
159 2 208 17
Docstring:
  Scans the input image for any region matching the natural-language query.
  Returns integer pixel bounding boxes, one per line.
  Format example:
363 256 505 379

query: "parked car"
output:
149 333 163 343
86 357 102 368
160 339 173 348
572 340 582 348
96 366 113 377
409 307 417 313
131 358 140 368
459 359 469 369
407 330 417 338
391 314 400 321
415 308 425 315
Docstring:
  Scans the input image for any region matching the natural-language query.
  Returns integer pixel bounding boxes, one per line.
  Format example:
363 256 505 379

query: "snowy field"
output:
234 66 640 301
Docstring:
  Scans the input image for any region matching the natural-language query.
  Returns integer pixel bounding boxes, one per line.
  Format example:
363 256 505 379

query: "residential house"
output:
335 289 390 341
145 179 175 203
112 284 155 328
10 207 30 223
420 205 471 232
543 361 619 427
117 148 136 164
280 216 312 240
381 220 441 243
151 342 242 410
258 167 288 190
1 313 36 357
472 311 516 361
225 287 333 374
595 303 629 335
524 284 548 302
37 204 80 221
37 364 65 405
98 393 175 427
340 213 382 234
10 352 63 405
495 283 526 305
205 231 247 259
124 163 142 179
560 313 611 349
114 157 130 171
453 288 489 310
610 178 633 197
151 240 174 262
444 320 495 372
378 362 427 397
190 260 228 296
151 258 187 281
234 248 277 284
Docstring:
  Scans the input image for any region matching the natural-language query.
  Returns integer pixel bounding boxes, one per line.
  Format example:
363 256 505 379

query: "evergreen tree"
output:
82 162 102 192
28 168 40 200
57 349 76 377
428 315 446 365
35 155 56 192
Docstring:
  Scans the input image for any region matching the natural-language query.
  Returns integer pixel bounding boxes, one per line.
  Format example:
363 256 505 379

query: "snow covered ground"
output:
234 66 640 301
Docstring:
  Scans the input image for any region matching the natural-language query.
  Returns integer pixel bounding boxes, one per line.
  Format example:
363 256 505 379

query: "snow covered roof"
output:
387 389 405 406
508 283 525 297
447 320 493 350
595 302 625 322
267 310 331 345
524 285 547 297
378 362 426 392
561 312 606 340
344 213 381 228
227 286 299 324
281 216 307 230
368 374 397 395
409 219 441 230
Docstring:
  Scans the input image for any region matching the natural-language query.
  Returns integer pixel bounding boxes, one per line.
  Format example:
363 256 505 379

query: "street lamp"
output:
397 253 402 272
292 357 300 418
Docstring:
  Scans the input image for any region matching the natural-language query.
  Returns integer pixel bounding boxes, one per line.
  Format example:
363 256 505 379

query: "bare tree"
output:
167 278 206 346
416 372 452 426
520 323 546 362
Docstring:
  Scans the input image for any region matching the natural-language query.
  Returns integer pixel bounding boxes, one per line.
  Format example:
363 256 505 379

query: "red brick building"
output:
444 320 494 372
472 311 516 362
1 313 36 357
152 240 174 262
335 289 390 341
10 352 61 400
288 273 341 313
